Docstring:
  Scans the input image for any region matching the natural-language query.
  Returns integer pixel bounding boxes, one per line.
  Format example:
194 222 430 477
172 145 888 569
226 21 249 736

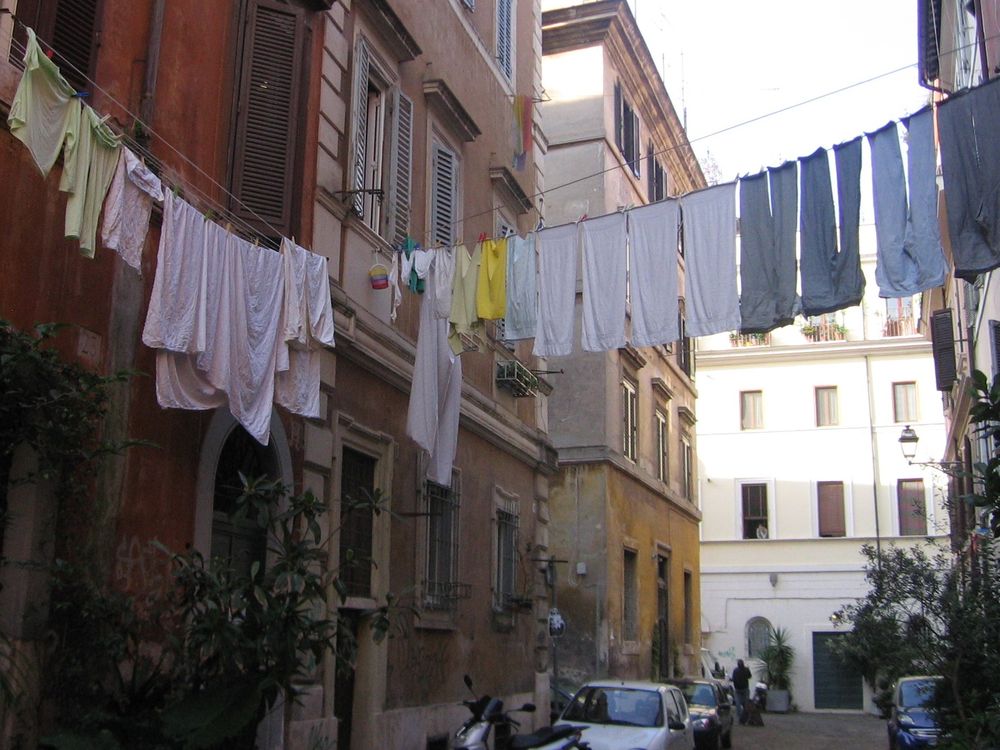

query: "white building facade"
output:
696 241 950 713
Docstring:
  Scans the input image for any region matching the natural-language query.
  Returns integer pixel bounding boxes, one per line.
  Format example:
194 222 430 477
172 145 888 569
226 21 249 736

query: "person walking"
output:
731 659 753 724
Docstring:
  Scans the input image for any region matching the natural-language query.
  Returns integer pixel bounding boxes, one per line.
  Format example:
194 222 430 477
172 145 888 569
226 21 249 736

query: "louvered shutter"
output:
387 89 413 245
430 141 458 247
647 142 655 198
350 39 371 217
931 308 957 391
817 481 846 537
614 81 623 153
631 109 640 176
991 320 1000 378
918 0 942 86
496 0 513 79
230 0 306 236
12 0 101 91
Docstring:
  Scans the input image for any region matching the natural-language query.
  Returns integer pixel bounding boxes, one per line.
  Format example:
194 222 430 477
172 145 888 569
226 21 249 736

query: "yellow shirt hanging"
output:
476 237 508 320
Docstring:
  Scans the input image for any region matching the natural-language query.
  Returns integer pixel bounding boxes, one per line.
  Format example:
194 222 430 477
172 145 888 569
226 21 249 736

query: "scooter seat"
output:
509 724 584 749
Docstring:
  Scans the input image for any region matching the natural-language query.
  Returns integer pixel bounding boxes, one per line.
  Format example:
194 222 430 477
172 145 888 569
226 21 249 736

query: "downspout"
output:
864 354 883 566
139 0 165 134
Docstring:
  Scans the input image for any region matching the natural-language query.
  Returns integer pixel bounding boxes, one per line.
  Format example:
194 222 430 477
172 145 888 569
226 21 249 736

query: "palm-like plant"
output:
760 626 794 691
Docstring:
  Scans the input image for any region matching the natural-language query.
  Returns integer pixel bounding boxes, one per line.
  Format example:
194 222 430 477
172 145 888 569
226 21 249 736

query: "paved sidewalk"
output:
729 710 887 749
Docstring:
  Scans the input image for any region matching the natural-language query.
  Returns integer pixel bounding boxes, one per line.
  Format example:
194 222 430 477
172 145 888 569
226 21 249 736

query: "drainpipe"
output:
864 354 883 567
139 0 165 134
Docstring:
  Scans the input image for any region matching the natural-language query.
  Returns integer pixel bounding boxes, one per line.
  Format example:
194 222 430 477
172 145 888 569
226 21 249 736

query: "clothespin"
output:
478 232 487 243
72 91 90 98
576 213 588 224
534 217 545 232
171 184 180 198
224 221 233 234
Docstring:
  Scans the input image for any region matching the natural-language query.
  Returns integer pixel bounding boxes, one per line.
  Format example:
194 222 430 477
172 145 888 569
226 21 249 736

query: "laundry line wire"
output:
2 15 992 252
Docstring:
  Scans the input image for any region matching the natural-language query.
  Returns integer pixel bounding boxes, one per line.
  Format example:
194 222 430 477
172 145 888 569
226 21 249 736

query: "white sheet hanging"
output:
532 223 579 358
628 200 680 348
102 146 163 272
680 184 740 337
581 212 628 352
433 245 456 319
504 234 537 341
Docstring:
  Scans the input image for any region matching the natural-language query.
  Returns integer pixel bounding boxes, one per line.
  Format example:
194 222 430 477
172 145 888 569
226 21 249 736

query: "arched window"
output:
211 424 278 577
747 616 772 660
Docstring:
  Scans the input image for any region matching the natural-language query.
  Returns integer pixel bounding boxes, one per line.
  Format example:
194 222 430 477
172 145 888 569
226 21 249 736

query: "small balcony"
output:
801 322 847 342
883 315 916 337
729 332 771 347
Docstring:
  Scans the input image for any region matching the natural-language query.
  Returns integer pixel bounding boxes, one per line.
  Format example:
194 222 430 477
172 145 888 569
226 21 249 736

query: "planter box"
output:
767 689 791 713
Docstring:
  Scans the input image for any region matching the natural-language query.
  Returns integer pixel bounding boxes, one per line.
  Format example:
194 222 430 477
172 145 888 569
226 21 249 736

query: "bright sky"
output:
629 0 931 181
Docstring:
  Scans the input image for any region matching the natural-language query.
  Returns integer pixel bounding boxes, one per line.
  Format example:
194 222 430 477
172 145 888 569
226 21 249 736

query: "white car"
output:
558 680 695 750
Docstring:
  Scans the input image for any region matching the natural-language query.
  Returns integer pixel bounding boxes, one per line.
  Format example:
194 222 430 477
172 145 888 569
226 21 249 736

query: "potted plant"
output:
760 626 794 712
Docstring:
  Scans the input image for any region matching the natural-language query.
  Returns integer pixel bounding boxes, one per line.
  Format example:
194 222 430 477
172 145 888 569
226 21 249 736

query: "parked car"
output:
666 678 734 750
887 675 943 749
558 680 695 749
550 680 577 725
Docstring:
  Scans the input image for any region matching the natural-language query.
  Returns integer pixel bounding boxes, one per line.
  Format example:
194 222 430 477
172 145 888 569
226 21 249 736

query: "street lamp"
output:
897 425 963 474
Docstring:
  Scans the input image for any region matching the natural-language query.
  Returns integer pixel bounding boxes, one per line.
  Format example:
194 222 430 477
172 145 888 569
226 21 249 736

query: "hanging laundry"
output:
902 109 948 292
401 238 431 293
533 223 579 358
503 234 537 341
628 199 679 348
433 244 456 319
59 104 121 256
7 27 79 177
868 117 947 297
738 163 800 332
275 239 336 419
449 241 485 354
512 95 533 171
142 192 209 353
476 237 508 320
101 146 163 272
581 212 627 351
938 78 1000 279
680 183 740 337
407 268 463 485
799 143 865 316
389 247 403 322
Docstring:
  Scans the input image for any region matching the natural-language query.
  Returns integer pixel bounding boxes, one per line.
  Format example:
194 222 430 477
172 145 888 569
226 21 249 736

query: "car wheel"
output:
722 727 732 749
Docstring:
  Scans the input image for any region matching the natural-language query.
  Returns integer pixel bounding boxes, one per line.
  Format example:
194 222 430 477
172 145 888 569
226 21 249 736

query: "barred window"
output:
423 475 461 610
493 493 519 611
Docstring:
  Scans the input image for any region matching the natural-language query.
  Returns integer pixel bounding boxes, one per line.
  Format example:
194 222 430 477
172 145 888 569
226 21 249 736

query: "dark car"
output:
887 676 943 749
666 678 733 750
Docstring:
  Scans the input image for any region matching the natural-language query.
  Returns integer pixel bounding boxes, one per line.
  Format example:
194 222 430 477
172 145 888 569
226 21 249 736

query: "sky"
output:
627 0 931 181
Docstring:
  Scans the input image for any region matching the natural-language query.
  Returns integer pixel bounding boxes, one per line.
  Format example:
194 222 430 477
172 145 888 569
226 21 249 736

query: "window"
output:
740 390 763 430
677 300 693 376
229 0 313 238
747 616 772 659
623 548 638 641
613 81 640 177
683 570 693 644
12 0 103 92
622 379 638 462
430 137 460 246
741 483 769 539
893 382 917 423
885 297 916 337
897 478 927 536
496 0 513 79
423 474 460 610
340 447 377 598
655 409 668 481
350 37 413 243
647 142 667 202
211 425 277 578
655 554 669 679
493 491 519 610
681 433 693 501
817 481 846 538
815 386 838 427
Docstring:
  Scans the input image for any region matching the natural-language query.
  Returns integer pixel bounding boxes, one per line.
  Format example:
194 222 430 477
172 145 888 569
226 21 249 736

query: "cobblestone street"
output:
727 711 887 750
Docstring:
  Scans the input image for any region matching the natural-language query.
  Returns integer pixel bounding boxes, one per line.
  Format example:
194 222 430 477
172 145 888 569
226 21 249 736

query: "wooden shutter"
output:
496 0 512 78
647 142 655 198
931 308 957 391
631 109 640 176
918 0 942 86
13 0 101 92
387 89 413 245
430 141 458 246
230 0 306 236
350 39 371 217
817 481 846 537
991 320 1000 378
897 479 927 536
614 81 623 152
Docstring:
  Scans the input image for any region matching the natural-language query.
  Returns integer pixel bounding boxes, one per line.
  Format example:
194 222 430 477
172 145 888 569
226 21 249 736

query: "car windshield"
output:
563 687 663 727
899 679 940 708
680 683 717 707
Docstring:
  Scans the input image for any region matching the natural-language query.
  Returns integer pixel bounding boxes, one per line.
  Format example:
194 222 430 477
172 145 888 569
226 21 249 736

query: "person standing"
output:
731 659 753 724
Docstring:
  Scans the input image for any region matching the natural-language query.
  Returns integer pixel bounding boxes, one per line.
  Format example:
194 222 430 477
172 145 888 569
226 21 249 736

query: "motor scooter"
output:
450 675 588 750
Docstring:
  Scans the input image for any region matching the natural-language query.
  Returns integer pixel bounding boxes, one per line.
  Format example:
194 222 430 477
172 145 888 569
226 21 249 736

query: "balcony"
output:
729 332 771 347
496 359 539 397
801 322 847 342
883 315 916 337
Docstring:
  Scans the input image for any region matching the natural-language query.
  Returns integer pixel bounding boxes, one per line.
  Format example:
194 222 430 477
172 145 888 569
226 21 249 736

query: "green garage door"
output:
813 632 863 709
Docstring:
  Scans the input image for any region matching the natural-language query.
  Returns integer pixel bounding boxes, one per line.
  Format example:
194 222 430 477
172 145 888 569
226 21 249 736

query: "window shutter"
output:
647 142 655 198
12 0 101 92
632 110 640 176
991 320 1000 378
430 141 458 246
387 89 413 245
614 81 623 152
817 481 845 537
931 308 957 391
350 39 372 217
496 0 512 78
230 0 306 236
918 0 942 86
